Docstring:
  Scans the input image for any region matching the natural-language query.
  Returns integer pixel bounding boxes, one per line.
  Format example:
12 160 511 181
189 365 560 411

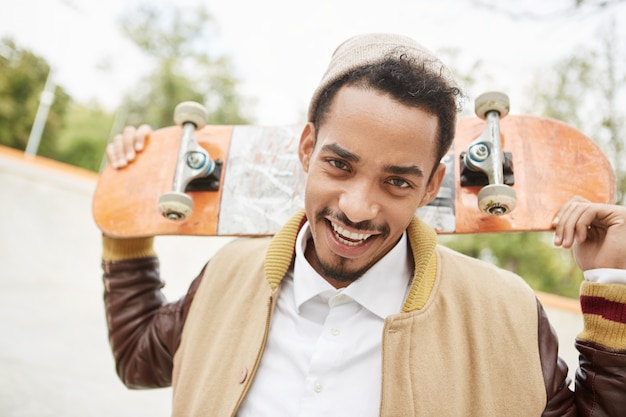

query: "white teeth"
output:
331 222 372 246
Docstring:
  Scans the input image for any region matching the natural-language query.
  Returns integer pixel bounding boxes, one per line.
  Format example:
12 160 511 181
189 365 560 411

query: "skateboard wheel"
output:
477 184 516 216
475 92 510 119
174 102 208 129
158 191 194 221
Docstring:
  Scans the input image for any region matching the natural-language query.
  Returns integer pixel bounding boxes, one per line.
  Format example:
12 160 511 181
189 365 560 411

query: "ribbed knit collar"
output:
264 210 438 313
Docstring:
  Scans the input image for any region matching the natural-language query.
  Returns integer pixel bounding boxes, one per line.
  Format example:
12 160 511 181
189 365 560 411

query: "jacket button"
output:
238 367 248 384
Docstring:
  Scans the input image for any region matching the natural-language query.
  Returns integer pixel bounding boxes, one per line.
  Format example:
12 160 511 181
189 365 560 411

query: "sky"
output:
1 0 624 126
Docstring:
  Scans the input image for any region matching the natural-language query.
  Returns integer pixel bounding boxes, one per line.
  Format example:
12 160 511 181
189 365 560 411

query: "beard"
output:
309 208 391 284
310 248 372 283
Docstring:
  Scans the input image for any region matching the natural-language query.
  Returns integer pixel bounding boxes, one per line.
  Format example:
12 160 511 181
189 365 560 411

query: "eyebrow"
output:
322 143 360 162
384 164 425 177
321 142 425 177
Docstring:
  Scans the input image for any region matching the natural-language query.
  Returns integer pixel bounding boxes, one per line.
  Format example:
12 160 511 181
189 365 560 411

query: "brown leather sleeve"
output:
575 340 626 416
537 299 577 416
537 298 626 417
102 256 204 388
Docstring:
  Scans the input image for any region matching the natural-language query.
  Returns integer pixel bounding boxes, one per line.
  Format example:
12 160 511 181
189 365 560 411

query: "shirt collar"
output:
293 221 412 319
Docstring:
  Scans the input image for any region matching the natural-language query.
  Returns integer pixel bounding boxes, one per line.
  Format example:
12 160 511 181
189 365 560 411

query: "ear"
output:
298 122 316 173
419 163 446 207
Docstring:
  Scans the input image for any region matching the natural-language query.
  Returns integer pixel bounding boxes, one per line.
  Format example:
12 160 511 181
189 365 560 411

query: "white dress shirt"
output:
237 222 412 417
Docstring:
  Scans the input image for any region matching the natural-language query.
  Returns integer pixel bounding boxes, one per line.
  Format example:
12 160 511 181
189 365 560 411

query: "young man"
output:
103 33 626 416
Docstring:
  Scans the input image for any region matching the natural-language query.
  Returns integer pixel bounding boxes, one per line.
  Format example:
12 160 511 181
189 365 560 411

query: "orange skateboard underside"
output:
450 115 614 233
92 115 615 238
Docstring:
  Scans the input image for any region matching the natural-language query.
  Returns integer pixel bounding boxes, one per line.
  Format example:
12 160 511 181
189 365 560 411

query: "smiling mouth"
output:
331 221 374 247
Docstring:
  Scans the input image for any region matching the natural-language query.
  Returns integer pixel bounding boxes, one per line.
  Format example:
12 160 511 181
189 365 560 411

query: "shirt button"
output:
330 328 340 336
335 294 346 301
314 382 323 393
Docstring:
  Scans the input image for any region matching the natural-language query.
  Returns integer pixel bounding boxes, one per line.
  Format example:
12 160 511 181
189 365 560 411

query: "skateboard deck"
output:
93 100 615 238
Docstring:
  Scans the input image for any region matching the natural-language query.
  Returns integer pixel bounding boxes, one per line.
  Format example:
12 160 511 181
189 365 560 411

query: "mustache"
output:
316 208 390 238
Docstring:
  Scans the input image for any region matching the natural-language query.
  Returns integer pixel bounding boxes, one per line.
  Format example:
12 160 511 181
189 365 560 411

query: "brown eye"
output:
329 159 349 171
387 178 411 189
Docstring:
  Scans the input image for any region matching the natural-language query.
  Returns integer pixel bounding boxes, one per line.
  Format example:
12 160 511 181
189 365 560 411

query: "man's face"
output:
299 85 445 288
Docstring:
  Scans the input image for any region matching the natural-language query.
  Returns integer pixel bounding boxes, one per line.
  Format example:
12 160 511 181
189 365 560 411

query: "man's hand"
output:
553 197 626 271
106 124 152 169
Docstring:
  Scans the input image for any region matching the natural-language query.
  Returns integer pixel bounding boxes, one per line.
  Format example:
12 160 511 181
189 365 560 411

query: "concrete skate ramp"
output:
0 145 581 416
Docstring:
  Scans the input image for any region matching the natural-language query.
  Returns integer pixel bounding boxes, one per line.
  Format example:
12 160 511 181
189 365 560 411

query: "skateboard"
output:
92 92 615 238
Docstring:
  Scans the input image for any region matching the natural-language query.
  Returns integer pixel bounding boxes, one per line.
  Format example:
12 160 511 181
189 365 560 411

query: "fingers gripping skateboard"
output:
461 92 517 216
158 102 214 221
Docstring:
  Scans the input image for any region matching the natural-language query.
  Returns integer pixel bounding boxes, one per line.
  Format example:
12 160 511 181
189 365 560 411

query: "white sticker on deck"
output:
218 125 306 235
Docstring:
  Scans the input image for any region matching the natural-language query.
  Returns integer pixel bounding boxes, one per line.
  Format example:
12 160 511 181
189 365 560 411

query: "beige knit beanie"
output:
307 33 457 122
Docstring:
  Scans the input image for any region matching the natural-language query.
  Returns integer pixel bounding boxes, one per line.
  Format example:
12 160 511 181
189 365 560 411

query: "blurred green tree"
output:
55 101 115 172
119 4 251 128
0 37 70 157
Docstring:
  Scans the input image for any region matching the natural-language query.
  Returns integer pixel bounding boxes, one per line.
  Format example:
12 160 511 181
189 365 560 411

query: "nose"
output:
337 179 381 224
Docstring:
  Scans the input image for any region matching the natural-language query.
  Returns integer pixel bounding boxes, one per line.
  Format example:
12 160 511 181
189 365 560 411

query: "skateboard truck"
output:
460 92 517 216
157 102 220 221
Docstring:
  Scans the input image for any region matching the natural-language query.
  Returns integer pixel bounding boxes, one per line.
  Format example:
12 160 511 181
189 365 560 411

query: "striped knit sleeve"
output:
578 281 626 350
